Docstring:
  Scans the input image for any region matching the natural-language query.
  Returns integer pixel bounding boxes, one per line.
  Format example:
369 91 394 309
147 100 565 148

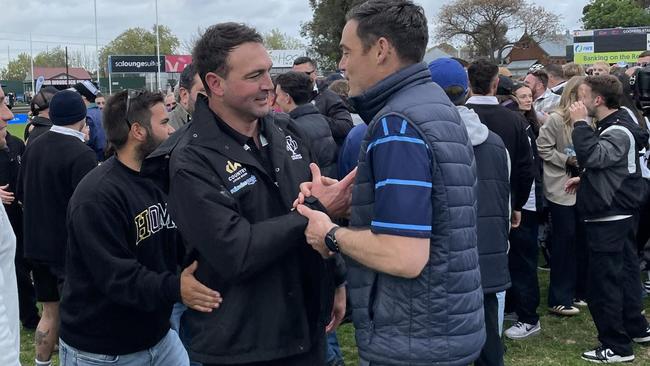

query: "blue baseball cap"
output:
428 58 468 103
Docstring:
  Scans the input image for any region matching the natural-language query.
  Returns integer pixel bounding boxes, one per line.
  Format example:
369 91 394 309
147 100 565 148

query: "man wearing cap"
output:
25 86 58 143
429 58 511 366
74 81 106 161
17 90 97 366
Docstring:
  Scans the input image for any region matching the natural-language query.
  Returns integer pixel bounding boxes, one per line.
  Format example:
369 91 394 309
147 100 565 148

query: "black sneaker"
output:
633 326 650 344
538 262 550 271
581 345 634 363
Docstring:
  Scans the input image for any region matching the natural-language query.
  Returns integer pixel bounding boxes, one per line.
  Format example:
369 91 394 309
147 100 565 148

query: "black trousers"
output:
586 216 648 356
507 210 540 325
547 202 578 307
8 209 40 327
475 293 504 366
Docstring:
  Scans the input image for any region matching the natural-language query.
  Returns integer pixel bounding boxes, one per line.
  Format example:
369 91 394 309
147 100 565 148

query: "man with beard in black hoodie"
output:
568 75 650 363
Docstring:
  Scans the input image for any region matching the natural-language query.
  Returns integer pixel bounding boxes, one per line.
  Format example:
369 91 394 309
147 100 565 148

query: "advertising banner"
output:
165 55 193 73
110 55 165 73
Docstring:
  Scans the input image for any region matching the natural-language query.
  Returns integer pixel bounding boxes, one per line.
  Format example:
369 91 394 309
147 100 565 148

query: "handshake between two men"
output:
293 163 357 259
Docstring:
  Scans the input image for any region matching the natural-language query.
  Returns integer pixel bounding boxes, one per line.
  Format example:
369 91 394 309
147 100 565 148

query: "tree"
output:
99 25 179 76
301 0 365 71
436 0 562 63
33 46 67 67
263 28 305 50
582 0 650 29
180 27 204 55
0 53 31 80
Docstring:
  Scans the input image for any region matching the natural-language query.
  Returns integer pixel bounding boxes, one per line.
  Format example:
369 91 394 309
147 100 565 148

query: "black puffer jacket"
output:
288 104 338 178
313 88 353 147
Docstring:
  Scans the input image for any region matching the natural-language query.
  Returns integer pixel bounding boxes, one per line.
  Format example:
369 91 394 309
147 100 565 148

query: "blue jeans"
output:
326 331 343 364
170 303 202 366
59 329 189 366
496 291 505 335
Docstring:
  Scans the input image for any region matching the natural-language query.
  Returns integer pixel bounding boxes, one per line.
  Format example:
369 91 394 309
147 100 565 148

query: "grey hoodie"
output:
457 106 489 146
457 104 511 191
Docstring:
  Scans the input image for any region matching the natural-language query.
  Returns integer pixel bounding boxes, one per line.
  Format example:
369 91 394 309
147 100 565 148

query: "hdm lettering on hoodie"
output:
134 203 177 245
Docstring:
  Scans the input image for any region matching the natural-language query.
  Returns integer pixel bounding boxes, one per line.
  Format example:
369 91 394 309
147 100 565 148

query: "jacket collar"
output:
348 62 432 124
288 103 320 119
466 95 499 106
32 116 52 127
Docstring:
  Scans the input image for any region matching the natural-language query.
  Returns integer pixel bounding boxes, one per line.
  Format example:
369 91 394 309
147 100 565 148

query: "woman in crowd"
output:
535 76 587 316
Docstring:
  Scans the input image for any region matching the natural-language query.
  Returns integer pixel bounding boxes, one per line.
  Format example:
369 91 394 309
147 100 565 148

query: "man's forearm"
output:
336 228 428 278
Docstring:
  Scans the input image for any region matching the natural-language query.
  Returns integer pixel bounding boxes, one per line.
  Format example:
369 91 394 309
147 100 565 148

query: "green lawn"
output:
18 269 650 365
7 123 26 140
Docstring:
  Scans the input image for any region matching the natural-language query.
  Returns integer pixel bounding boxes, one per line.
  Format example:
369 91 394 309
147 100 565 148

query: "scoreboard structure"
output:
573 27 650 65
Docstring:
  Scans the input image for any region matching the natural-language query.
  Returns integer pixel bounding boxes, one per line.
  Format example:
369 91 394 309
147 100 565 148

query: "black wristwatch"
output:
325 226 341 253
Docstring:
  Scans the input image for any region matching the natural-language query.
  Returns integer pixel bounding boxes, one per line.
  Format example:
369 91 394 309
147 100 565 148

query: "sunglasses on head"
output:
124 89 145 129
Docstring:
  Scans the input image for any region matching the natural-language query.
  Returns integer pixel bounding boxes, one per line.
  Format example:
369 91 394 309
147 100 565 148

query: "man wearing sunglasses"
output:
293 56 353 148
58 89 222 366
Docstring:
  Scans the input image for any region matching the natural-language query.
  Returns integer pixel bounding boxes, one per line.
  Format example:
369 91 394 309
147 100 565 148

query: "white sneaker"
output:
504 321 541 340
549 305 580 316
633 326 650 343
581 345 634 363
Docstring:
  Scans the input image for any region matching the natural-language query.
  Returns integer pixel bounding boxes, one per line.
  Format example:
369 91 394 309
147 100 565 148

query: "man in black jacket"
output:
568 75 650 363
465 59 539 340
142 23 352 366
17 90 98 366
58 90 221 366
275 71 338 178
293 57 353 147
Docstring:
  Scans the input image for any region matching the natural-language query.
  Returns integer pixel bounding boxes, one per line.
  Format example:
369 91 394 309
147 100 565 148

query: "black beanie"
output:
49 90 87 126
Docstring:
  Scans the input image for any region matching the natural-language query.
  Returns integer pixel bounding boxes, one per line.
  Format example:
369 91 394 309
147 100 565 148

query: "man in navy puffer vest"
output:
295 1 485 365
430 58 511 366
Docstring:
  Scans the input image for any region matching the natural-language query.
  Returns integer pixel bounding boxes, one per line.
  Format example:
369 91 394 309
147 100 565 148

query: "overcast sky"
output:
0 0 587 70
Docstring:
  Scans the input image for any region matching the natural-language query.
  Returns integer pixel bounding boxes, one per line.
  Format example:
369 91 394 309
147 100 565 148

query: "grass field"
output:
10 120 650 364
7 123 26 140
18 269 650 366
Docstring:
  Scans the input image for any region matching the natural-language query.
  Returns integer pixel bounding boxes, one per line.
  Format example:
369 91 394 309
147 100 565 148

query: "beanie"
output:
49 90 87 126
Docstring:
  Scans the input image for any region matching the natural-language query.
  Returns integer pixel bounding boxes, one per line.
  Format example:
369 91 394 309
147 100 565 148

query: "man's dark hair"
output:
193 23 263 95
584 75 623 110
103 90 164 150
275 71 314 106
179 63 198 90
346 0 428 64
293 56 317 70
530 69 549 89
544 64 564 80
467 59 498 95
